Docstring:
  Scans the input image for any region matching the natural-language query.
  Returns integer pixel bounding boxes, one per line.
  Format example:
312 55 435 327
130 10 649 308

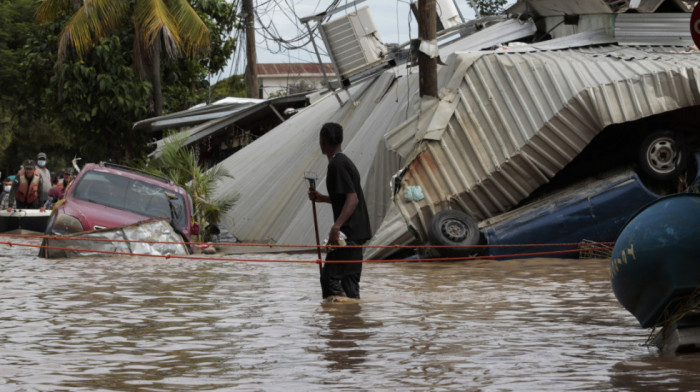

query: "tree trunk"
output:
152 36 163 116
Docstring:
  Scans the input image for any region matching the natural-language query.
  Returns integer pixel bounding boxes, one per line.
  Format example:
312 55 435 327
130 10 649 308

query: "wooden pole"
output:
311 200 323 275
418 0 438 98
243 0 259 98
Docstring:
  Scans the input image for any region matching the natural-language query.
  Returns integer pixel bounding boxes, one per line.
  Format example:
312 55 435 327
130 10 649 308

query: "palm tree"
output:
36 0 210 116
148 132 238 242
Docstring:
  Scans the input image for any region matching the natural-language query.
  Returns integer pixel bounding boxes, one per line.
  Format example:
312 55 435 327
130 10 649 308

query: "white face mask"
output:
37 160 46 167
4 185 11 192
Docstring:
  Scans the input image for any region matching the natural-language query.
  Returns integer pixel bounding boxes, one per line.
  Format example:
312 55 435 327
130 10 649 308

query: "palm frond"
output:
36 0 75 24
83 0 130 34
199 193 239 226
134 0 183 57
167 0 210 57
50 0 129 62
57 8 98 61
146 131 237 229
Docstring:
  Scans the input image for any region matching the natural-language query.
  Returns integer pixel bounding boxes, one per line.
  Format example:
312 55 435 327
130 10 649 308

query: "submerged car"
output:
425 152 700 259
46 162 194 241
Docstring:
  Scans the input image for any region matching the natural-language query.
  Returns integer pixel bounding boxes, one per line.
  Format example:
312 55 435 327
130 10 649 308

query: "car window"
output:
72 170 189 228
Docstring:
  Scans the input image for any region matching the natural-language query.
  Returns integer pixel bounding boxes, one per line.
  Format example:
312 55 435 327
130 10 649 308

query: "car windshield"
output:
72 170 188 228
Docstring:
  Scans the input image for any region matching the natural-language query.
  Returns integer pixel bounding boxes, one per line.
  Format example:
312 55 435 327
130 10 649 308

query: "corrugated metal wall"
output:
615 13 694 45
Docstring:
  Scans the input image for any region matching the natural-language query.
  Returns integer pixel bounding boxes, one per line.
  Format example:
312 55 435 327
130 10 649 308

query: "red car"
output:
46 162 194 241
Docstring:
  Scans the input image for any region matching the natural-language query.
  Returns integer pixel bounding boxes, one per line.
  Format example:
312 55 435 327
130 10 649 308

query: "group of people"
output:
0 152 75 212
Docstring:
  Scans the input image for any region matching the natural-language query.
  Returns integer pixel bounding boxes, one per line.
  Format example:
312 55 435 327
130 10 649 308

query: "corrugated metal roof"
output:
507 0 697 16
630 0 697 12
507 0 627 17
257 63 334 76
527 29 616 50
211 18 538 248
615 13 695 46
133 99 260 132
388 45 700 250
146 93 310 158
440 19 537 53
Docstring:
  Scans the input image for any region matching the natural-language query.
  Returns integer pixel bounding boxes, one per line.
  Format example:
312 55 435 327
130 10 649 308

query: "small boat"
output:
0 209 51 233
39 218 191 258
610 192 700 352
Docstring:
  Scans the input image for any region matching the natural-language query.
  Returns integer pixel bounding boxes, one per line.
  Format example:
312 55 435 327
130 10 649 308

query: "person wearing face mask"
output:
8 160 45 212
0 177 16 210
36 152 51 203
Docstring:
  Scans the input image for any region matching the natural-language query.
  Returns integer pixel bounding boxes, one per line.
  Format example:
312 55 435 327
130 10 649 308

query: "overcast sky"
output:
211 0 480 82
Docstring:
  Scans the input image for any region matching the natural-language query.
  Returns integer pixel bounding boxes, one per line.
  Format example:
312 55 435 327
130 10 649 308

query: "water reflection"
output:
0 238 699 391
318 302 373 371
609 354 700 391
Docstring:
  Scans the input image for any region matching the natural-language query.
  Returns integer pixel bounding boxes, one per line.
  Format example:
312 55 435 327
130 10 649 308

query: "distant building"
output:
256 63 334 98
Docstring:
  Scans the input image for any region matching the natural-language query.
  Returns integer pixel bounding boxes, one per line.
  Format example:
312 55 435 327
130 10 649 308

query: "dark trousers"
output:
321 246 363 299
16 199 39 209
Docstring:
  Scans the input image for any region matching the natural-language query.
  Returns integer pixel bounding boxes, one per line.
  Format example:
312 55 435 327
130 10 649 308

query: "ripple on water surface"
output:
0 238 699 391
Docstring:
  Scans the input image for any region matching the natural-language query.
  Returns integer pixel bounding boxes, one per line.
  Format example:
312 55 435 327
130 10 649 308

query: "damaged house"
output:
208 0 700 259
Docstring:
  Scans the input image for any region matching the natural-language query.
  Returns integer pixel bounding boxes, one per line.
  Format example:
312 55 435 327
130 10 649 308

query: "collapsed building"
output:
207 0 700 259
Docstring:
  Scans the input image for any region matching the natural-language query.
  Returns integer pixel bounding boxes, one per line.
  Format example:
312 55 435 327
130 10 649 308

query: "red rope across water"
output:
0 233 614 263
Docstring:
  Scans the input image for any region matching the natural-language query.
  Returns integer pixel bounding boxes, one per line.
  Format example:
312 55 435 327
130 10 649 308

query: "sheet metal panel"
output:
133 100 260 131
392 46 700 244
525 29 616 50
615 13 695 45
507 0 625 16
44 220 189 258
629 0 697 12
440 19 537 53
212 72 413 246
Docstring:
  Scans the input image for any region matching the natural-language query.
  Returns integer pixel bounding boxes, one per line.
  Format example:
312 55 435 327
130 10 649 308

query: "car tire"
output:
638 130 687 181
427 209 480 257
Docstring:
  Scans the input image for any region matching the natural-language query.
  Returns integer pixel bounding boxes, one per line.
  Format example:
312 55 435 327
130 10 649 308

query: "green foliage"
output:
0 0 238 175
464 0 508 16
146 132 238 241
210 74 247 102
160 0 238 110
191 0 237 74
0 0 44 168
52 36 152 162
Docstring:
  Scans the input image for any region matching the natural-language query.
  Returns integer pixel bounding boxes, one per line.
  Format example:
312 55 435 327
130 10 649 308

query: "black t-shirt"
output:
326 153 372 243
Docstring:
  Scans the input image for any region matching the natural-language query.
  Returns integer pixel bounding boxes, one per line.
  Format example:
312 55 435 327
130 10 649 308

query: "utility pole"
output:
243 0 259 98
417 0 438 98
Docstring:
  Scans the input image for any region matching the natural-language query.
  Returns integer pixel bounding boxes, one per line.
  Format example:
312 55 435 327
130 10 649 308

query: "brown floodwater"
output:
1 237 699 391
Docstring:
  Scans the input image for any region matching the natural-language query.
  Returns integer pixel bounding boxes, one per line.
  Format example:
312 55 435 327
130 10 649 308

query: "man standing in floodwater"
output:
308 122 372 299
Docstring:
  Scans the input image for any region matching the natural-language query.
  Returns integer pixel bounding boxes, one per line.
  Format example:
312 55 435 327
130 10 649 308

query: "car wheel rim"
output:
441 218 468 242
645 137 677 174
